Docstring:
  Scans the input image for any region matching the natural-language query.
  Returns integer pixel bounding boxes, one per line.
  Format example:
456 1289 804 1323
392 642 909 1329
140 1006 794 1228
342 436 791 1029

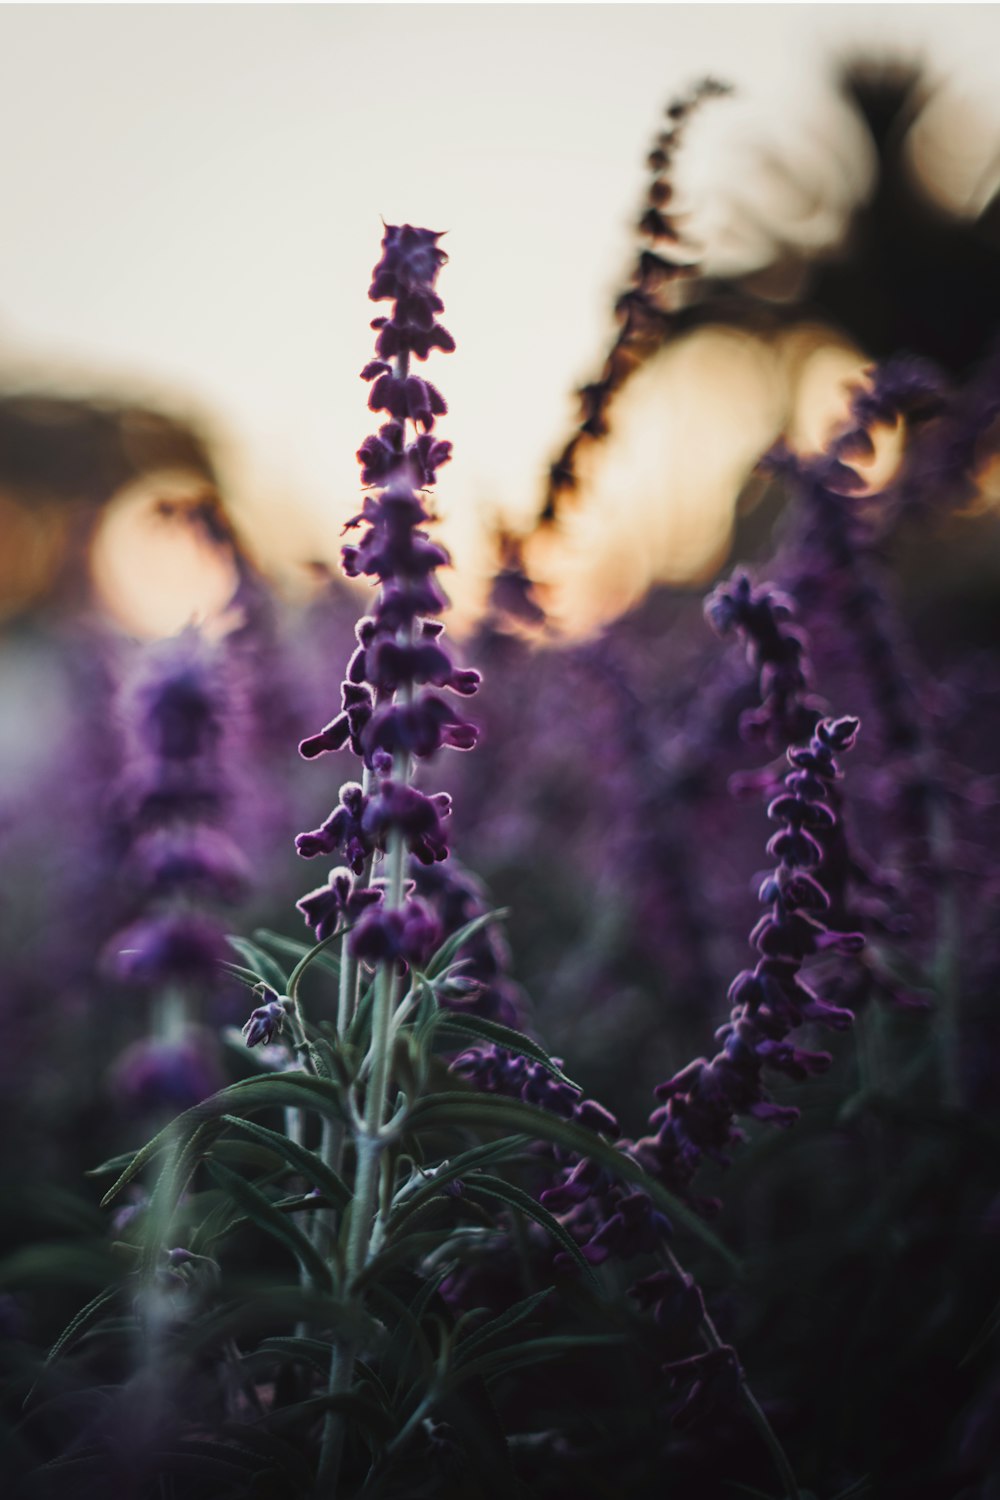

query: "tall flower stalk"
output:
291 223 477 1485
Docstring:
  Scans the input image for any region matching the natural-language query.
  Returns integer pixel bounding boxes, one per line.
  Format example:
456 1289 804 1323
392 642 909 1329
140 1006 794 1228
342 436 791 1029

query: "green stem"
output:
663 1247 801 1500
318 831 404 1491
928 792 961 1110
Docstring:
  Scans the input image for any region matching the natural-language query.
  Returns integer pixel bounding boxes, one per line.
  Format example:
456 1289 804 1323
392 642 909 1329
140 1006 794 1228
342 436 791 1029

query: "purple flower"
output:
109 1031 224 1111
349 898 441 970
104 911 230 987
296 866 383 941
129 826 250 904
127 629 227 762
242 998 287 1048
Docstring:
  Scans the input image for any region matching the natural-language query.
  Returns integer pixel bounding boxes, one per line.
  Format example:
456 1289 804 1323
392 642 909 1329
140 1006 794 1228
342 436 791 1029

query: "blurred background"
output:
2 4 1000 638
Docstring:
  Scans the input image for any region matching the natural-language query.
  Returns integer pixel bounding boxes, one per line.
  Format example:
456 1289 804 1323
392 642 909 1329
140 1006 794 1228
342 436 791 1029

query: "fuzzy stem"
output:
663 1247 801 1500
928 792 962 1109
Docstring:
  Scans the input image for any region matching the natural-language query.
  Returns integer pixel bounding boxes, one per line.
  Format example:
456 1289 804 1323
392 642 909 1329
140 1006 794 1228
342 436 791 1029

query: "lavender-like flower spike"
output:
634 715 863 1209
704 570 824 749
296 224 479 972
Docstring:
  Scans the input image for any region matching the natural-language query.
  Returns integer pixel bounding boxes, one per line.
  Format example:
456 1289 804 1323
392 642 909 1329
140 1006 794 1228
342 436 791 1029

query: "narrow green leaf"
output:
220 1115 350 1208
455 1332 625 1386
100 1071 346 1208
210 1139 284 1174
253 1334 335 1376
151 1448 253 1484
432 1012 579 1088
263 1386 395 1443
423 909 510 980
253 927 341 977
959 1294 1000 1367
0 1243 119 1290
189 1423 316 1488
227 936 288 992
830 1480 873 1500
387 1135 533 1235
220 960 267 992
23 1286 119 1407
85 1151 138 1179
406 1092 740 1272
346 972 377 1050
206 1160 332 1291
454 1287 552 1365
286 929 343 999
461 1176 598 1288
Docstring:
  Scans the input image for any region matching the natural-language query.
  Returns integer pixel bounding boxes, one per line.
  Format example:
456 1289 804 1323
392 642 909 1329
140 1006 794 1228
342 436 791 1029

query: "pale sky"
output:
1 5 998 632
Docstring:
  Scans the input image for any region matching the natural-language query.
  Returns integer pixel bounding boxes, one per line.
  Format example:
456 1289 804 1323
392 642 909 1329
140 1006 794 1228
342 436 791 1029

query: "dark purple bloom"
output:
362 782 452 864
349 898 441 970
129 826 250 904
704 571 824 747
363 695 478 760
104 911 231 987
296 782 370 870
128 629 227 762
242 998 287 1048
296 866 383 940
109 1031 224 1111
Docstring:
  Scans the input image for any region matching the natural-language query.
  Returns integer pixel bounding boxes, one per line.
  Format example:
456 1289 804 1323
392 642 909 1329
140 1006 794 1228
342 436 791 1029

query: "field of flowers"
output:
2 60 1000 1500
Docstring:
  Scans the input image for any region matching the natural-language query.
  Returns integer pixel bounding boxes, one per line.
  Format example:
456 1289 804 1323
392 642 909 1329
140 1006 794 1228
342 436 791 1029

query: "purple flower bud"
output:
242 999 287 1048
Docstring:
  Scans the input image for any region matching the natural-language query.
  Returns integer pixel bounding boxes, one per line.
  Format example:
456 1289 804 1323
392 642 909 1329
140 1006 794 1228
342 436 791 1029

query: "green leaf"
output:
455 1332 625 1387
85 1150 138 1179
959 1293 1000 1367
206 1160 332 1291
150 1448 253 1485
387 1135 533 1235
286 930 343 1000
423 909 510 980
454 1287 552 1365
23 1286 119 1406
431 1012 579 1088
227 935 288 992
461 1176 598 1288
406 1092 740 1272
253 1334 335 1376
262 1386 395 1444
220 1115 350 1209
99 1071 347 1208
0 1243 118 1291
210 1139 285 1174
346 973 377 1050
830 1481 873 1500
220 960 267 992
253 927 341 978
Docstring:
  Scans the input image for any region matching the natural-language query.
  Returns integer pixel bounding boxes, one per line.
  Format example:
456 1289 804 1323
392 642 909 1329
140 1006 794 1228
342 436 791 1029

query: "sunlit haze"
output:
1 5 998 635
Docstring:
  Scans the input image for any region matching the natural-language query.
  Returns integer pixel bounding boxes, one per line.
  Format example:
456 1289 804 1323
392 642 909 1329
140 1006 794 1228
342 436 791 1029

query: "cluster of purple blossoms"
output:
704 571 825 750
294 225 480 971
102 630 248 1109
632 715 863 1208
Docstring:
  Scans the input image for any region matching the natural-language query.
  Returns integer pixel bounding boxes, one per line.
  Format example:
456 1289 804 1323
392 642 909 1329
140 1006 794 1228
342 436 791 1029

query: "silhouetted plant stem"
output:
663 1246 801 1500
929 796 962 1110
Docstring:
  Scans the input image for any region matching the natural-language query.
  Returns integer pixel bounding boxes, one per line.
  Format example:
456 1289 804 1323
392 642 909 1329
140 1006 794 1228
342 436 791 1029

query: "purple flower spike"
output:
634 714 864 1206
295 223 479 903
